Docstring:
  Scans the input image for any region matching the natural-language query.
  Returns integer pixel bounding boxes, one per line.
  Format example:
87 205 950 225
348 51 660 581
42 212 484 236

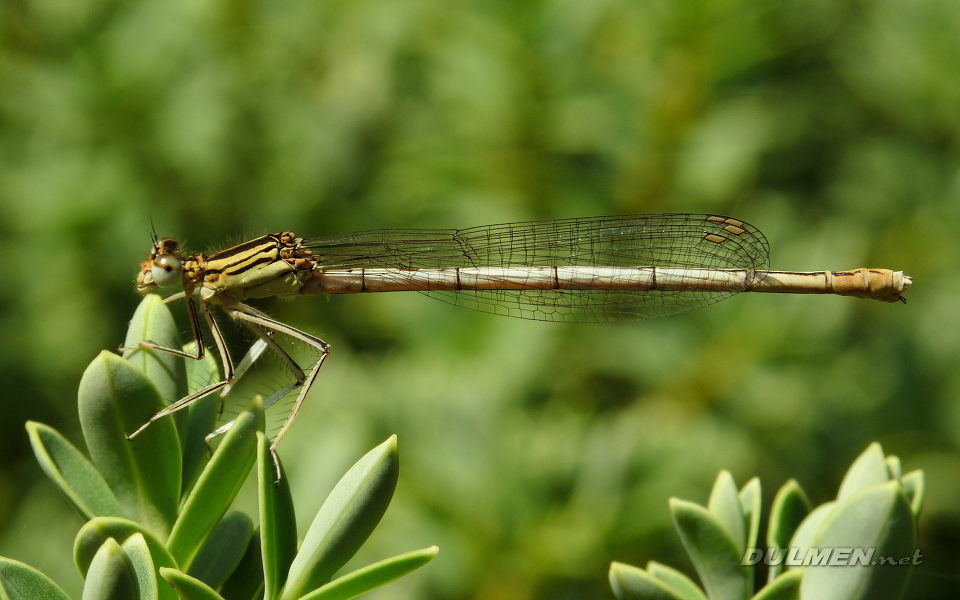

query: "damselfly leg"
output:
231 305 331 479
123 294 329 481
121 296 235 436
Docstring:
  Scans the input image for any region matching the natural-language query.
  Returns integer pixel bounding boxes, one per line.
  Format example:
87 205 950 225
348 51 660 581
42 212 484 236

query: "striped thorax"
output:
138 232 316 305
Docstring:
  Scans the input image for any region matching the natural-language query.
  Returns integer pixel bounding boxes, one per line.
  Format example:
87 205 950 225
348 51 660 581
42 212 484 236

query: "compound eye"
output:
150 254 182 288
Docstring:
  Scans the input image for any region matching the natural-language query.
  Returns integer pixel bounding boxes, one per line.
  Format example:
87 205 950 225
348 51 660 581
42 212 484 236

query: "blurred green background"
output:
1 0 958 597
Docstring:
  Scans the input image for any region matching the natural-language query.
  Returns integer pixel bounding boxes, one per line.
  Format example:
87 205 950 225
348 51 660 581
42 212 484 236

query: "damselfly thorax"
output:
138 232 318 306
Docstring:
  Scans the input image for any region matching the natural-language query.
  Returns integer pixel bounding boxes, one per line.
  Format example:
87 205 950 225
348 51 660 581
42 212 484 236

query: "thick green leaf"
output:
752 570 801 600
78 351 181 539
299 546 438 600
0 557 72 600
669 498 749 600
646 561 707 600
25 421 122 520
122 294 187 407
739 478 761 552
218 532 264 600
800 482 916 600
256 432 297 600
609 562 689 600
81 538 138 600
708 471 746 555
74 517 179 600
836 443 889 502
767 480 811 581
280 436 400 600
738 477 761 597
899 470 924 518
121 534 159 600
786 503 835 568
159 568 224 600
884 456 902 481
167 398 264 569
187 512 254 591
180 343 222 499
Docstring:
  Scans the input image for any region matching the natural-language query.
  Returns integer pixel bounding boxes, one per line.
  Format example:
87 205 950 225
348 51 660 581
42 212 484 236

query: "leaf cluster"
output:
610 443 923 600
2 295 436 600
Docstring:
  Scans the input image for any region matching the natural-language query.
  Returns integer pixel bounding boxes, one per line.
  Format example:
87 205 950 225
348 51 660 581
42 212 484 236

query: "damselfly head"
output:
137 237 183 292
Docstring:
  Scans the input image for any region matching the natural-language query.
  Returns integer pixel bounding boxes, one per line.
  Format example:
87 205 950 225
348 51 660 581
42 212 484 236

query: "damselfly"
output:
123 214 911 478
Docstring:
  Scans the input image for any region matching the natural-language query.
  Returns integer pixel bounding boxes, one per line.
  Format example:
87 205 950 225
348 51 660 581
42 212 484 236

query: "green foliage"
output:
0 558 72 600
80 539 138 600
4 296 436 599
25 422 122 521
166 400 262 569
610 443 923 600
77 350 181 539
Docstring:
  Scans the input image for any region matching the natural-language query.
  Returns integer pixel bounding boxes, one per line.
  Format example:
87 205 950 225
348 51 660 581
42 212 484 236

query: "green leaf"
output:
609 562 689 600
786 503 835 566
280 436 400 600
159 568 224 600
708 471 746 555
884 456 902 481
739 478 761 552
836 443 889 502
800 482 916 600
752 569 801 600
121 534 159 600
25 421 122 520
78 351 181 539
298 546 438 600
256 432 297 600
669 498 749 600
187 512 254 591
0 557 72 600
738 477 761 597
122 294 187 407
899 470 924 518
81 538 138 600
646 561 707 600
73 517 179 600
218 532 264 600
180 344 222 499
767 480 811 581
167 398 264 569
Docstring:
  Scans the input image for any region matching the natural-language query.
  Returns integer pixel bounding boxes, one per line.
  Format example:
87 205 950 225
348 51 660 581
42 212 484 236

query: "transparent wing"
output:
302 213 770 322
